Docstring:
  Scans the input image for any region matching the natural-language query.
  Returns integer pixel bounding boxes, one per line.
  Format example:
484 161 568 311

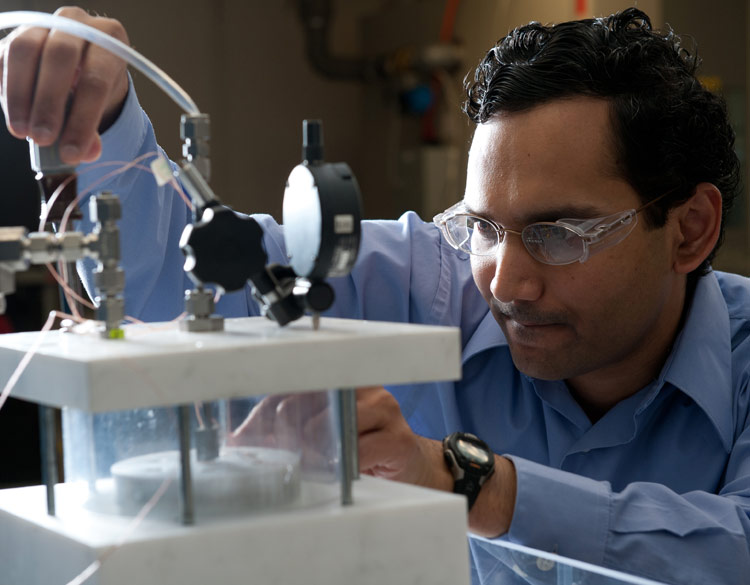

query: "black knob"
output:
180 207 267 292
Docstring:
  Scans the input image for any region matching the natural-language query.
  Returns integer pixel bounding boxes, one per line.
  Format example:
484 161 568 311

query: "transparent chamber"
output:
62 390 341 521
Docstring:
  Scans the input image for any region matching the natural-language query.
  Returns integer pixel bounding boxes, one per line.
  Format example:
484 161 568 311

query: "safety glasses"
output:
433 193 670 265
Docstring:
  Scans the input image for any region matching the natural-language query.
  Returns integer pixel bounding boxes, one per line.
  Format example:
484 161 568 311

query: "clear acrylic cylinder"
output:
61 390 341 521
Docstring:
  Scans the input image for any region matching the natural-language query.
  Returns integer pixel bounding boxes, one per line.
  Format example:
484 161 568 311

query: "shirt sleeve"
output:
491 421 750 585
75 78 256 322
253 210 483 328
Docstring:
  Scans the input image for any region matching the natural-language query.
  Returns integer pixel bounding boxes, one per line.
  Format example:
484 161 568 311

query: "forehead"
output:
465 97 637 220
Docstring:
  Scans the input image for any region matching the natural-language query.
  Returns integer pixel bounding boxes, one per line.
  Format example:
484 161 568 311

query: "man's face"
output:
466 98 685 389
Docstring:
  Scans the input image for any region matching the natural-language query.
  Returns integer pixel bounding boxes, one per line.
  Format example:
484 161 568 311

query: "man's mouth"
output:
493 302 567 327
491 303 570 343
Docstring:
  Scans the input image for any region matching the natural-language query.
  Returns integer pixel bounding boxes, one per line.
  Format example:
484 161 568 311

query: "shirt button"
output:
536 557 555 571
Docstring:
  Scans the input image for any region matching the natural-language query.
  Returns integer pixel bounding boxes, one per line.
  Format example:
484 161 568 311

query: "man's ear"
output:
671 183 723 275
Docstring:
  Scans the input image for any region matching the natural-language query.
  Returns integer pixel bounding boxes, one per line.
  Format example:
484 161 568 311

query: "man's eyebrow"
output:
463 203 605 225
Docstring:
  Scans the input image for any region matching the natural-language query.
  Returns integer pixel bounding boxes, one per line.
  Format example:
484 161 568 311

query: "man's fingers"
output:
2 26 48 138
61 45 125 162
356 386 403 434
275 392 330 427
355 386 419 479
0 7 131 164
29 28 85 146
231 395 285 441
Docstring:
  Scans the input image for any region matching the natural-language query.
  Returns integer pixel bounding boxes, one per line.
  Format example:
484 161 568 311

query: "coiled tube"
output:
0 11 200 115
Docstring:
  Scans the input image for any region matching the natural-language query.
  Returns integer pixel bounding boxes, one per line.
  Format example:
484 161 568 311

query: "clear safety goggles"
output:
433 193 669 266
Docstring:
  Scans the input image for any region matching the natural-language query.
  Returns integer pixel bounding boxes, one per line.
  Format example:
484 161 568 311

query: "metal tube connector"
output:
89 192 125 338
181 113 211 183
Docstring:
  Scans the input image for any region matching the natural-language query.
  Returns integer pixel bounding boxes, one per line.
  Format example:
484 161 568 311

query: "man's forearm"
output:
415 437 517 536
468 455 516 537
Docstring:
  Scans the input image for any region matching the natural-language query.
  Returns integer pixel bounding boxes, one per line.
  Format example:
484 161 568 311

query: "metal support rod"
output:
38 405 60 516
177 404 194 525
337 387 358 506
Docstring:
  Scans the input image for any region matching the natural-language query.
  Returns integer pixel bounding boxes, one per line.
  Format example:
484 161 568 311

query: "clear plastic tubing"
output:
0 11 200 115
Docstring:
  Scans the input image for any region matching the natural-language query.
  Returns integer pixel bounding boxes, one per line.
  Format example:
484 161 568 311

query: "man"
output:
2 6 749 584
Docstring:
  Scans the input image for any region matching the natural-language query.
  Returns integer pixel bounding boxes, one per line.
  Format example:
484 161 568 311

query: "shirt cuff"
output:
504 455 612 566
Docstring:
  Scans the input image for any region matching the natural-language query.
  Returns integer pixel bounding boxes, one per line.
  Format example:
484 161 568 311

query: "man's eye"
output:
473 220 496 239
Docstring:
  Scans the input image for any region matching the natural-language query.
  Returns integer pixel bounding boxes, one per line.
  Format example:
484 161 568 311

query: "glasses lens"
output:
522 223 585 265
445 215 498 255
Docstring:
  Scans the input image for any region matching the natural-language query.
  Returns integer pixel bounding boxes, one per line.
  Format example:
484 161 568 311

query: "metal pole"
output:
337 388 358 506
38 405 60 516
177 404 194 525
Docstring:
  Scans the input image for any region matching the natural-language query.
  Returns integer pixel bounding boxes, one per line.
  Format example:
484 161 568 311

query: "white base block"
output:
0 476 470 585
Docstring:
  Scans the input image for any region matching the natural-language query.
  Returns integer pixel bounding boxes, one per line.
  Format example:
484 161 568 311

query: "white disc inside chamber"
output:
110 446 301 518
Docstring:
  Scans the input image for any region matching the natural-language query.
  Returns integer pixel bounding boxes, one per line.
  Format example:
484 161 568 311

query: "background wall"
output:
0 0 747 486
0 1 743 226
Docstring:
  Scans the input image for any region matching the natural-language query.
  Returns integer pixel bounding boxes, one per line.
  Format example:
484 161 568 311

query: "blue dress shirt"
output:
76 83 750 585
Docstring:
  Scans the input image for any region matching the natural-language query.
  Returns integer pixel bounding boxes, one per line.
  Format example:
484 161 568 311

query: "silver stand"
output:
336 388 359 505
177 405 194 525
38 405 60 516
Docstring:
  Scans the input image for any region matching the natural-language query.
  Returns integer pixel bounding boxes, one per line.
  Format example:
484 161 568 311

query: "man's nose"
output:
490 234 544 303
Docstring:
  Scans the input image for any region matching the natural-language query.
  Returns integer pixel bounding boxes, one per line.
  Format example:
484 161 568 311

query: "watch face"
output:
457 437 491 465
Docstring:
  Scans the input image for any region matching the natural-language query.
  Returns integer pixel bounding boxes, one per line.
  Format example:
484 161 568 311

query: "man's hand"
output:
357 386 453 490
232 386 518 537
229 392 337 472
0 6 130 165
357 386 517 538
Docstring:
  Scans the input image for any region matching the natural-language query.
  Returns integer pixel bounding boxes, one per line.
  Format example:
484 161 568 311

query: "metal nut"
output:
180 114 210 141
95 230 121 263
184 288 215 317
89 192 121 223
96 296 124 325
58 232 85 262
27 232 56 264
180 315 224 332
94 268 125 294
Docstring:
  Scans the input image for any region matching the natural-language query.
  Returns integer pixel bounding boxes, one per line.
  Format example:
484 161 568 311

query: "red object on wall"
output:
576 0 588 18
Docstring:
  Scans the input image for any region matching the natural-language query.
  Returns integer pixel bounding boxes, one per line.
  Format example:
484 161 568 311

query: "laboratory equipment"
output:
0 315 468 585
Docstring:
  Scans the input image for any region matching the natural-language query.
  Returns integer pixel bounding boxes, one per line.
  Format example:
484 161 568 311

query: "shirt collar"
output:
460 273 734 451
658 272 733 451
462 310 506 365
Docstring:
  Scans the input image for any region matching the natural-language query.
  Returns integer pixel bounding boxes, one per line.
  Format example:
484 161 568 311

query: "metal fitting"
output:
58 232 85 263
26 232 56 265
180 288 224 332
93 230 121 267
0 227 28 271
96 296 125 336
90 192 125 338
28 139 75 175
184 288 214 317
181 113 211 182
89 192 122 223
177 163 219 210
94 267 125 294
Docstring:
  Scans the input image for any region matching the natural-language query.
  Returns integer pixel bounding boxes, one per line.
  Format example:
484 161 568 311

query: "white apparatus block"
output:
0 316 468 584
0 476 470 585
0 316 462 411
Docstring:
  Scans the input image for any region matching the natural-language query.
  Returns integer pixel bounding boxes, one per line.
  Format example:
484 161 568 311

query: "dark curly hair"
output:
463 7 740 277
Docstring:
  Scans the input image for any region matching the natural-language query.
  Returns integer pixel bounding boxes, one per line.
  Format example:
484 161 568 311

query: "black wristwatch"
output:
443 432 495 510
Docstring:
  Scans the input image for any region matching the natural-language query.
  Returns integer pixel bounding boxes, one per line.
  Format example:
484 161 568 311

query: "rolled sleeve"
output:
505 455 611 567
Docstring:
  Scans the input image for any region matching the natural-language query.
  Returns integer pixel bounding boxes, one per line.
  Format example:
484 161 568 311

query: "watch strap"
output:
454 475 483 509
443 432 495 511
